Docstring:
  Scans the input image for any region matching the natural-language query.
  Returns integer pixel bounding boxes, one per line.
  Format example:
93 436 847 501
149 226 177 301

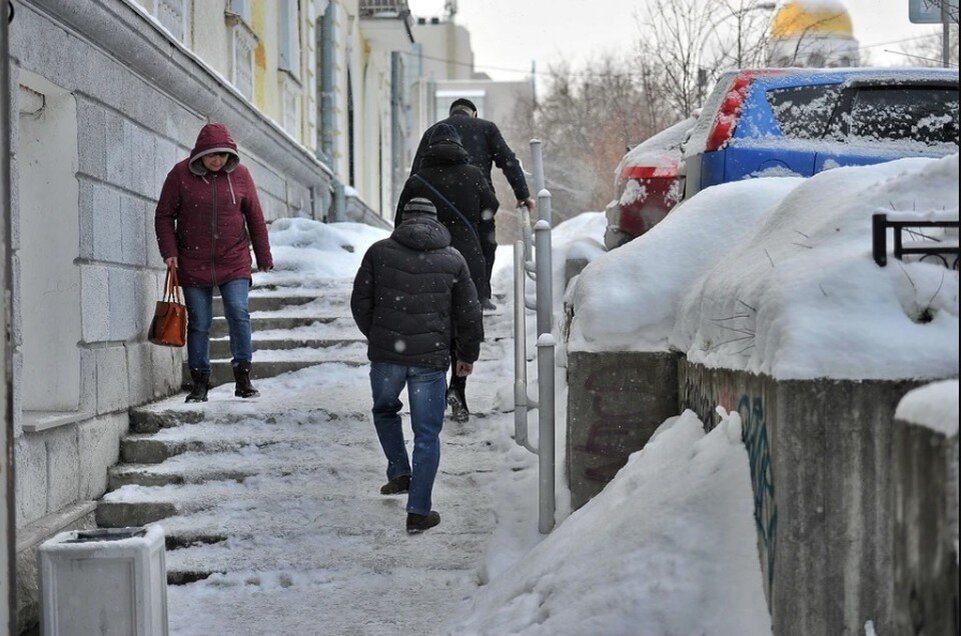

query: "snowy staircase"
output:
96 268 515 632
184 284 366 387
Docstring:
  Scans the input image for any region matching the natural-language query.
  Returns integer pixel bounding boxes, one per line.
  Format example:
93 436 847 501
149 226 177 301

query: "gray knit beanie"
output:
404 197 437 217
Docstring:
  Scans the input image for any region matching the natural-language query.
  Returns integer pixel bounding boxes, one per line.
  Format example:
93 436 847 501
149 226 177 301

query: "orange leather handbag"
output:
148 264 187 347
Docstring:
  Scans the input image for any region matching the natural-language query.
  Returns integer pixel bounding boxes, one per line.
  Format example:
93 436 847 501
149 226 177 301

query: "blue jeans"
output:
183 278 252 373
369 362 447 516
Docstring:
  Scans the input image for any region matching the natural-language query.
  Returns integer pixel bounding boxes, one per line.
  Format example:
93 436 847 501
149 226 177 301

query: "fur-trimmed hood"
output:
188 122 240 175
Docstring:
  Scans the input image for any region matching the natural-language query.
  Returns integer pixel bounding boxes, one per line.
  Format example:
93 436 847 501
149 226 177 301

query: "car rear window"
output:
766 84 841 139
843 86 959 145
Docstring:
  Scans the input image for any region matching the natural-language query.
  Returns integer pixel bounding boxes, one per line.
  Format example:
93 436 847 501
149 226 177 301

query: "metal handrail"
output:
513 139 556 533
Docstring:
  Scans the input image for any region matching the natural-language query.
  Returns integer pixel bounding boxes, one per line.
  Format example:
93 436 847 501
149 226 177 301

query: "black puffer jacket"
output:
351 216 484 370
396 138 497 300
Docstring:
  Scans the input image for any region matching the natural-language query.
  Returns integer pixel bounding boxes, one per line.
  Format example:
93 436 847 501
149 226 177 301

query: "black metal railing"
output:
872 213 960 269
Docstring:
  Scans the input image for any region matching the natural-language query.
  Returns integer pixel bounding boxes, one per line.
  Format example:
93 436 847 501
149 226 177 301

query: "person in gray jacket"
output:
351 197 483 534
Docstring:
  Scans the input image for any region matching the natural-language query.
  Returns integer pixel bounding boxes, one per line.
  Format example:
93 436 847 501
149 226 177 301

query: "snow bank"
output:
568 178 802 352
255 218 389 287
673 155 959 380
445 409 772 636
895 379 960 438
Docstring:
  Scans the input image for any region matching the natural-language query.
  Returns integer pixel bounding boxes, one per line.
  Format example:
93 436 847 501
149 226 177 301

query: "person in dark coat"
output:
411 98 535 310
395 124 496 423
351 197 483 534
155 122 273 402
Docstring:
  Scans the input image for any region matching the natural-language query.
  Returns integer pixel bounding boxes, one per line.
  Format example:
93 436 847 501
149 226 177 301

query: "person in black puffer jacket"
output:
396 124 497 424
351 197 483 535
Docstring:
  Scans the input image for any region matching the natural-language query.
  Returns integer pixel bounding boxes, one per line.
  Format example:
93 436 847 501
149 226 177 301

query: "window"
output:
279 1 301 75
767 84 841 139
228 0 251 23
231 26 257 101
155 0 190 42
280 74 301 138
845 86 960 146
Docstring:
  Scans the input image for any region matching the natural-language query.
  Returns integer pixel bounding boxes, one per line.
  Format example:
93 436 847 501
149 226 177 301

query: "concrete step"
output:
209 337 363 358
245 295 315 313
129 407 205 435
187 357 366 388
210 315 347 338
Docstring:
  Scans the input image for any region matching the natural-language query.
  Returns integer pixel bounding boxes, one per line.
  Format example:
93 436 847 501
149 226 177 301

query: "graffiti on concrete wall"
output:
572 362 641 484
680 375 733 428
738 394 778 596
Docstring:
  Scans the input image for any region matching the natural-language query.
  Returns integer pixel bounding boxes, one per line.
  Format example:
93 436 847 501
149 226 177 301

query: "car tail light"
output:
623 165 678 180
705 75 754 152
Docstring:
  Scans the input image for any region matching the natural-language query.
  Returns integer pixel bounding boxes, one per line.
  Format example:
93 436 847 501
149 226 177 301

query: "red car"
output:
604 116 697 250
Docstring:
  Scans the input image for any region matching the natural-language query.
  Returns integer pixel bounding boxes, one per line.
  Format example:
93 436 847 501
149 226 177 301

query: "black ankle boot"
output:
186 369 210 403
233 361 260 398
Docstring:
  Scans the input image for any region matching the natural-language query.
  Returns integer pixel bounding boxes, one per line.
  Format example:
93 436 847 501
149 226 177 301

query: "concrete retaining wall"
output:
892 416 959 635
566 351 680 510
566 350 943 634
679 360 923 635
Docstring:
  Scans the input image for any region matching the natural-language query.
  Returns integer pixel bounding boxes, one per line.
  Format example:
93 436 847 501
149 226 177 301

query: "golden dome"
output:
771 1 854 39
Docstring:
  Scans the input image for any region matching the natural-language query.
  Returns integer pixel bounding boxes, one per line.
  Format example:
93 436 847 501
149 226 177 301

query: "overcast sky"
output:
407 0 950 80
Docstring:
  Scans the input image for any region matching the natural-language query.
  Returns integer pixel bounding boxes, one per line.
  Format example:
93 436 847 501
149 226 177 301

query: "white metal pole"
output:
534 215 555 534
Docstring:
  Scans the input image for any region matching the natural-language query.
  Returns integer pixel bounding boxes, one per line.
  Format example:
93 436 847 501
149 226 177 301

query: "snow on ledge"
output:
895 379 959 438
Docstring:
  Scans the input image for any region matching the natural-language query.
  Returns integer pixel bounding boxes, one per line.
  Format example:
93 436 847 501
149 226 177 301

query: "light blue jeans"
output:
182 278 252 373
369 362 447 515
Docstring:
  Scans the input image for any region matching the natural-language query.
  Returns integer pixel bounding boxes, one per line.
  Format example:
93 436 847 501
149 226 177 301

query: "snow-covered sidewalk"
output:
105 272 527 635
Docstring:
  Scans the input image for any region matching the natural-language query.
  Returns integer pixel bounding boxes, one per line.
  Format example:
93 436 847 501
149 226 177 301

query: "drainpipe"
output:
2 1 17 627
390 51 403 209
319 2 335 160
332 180 346 223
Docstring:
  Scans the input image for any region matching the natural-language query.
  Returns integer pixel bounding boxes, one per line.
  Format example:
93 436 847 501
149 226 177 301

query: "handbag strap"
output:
164 264 183 304
412 174 481 242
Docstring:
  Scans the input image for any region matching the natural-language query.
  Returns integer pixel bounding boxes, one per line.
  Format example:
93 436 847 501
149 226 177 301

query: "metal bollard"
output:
514 239 535 453
530 139 545 195
536 332 556 534
534 216 555 534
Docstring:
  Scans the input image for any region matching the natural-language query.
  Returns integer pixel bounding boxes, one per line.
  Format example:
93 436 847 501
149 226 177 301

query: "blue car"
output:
683 67 959 197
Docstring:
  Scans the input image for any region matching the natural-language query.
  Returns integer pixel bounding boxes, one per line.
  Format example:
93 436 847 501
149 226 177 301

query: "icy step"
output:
210 337 364 356
98 464 496 532
209 315 354 338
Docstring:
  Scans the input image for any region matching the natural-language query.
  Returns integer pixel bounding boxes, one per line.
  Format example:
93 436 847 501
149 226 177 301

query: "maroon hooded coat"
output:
155 123 273 287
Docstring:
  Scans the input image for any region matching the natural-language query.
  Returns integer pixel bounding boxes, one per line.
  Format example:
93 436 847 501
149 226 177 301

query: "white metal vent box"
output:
38 525 169 636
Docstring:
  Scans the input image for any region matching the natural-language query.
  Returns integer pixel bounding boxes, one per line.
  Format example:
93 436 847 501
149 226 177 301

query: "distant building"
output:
403 11 535 213
767 0 860 67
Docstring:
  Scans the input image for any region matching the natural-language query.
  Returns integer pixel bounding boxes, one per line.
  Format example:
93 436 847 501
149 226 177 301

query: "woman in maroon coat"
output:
155 123 273 402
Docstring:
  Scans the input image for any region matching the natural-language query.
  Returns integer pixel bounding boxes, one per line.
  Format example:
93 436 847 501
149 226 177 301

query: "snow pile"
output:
445 410 772 636
895 379 959 438
569 154 959 379
255 218 389 286
568 178 802 352
673 155 959 379
490 210 607 319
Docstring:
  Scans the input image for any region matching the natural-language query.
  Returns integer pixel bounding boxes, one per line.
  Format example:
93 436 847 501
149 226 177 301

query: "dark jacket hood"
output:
421 141 470 168
428 122 462 147
392 216 451 251
189 123 240 175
